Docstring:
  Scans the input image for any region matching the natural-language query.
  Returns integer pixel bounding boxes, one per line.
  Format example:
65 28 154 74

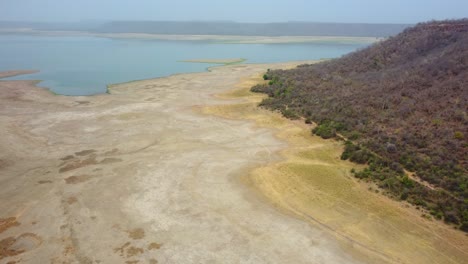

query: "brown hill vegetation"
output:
252 19 468 231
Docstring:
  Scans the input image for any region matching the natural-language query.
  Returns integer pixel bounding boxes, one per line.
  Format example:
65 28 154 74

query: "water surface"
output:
0 35 367 95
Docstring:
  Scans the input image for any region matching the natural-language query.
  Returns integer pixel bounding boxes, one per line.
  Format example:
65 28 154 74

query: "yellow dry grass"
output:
201 73 468 264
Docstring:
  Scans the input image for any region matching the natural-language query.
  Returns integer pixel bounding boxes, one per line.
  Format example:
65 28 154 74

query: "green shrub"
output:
348 131 361 140
400 190 409 200
341 141 359 160
350 149 374 164
400 176 415 188
313 124 336 139
461 222 468 232
281 109 300 120
454 131 464 140
312 120 346 139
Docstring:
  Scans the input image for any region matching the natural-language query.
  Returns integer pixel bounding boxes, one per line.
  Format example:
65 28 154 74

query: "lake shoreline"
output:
0 69 38 79
0 62 362 263
1 33 369 95
0 63 466 263
0 29 382 44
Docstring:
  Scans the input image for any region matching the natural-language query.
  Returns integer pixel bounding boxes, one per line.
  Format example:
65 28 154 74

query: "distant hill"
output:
0 21 410 37
252 19 468 231
95 21 409 37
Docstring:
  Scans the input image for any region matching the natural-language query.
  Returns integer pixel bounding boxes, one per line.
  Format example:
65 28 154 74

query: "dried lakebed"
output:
0 64 467 263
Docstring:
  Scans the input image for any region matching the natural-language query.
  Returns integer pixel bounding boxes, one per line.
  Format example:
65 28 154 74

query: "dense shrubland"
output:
252 20 468 231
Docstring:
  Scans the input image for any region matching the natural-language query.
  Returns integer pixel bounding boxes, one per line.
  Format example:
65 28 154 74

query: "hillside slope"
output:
252 19 468 231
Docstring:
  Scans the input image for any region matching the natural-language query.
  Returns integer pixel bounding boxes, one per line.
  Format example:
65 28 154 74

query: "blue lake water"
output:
0 35 368 95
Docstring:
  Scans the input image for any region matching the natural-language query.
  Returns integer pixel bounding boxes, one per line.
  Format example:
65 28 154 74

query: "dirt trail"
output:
0 63 466 264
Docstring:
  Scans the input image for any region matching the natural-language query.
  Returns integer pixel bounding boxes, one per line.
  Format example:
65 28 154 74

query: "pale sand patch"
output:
96 33 382 44
182 58 246 65
0 29 382 44
0 61 466 264
0 70 38 79
0 62 360 264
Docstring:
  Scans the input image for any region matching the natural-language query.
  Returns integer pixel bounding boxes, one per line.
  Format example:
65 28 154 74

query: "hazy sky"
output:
1 0 467 24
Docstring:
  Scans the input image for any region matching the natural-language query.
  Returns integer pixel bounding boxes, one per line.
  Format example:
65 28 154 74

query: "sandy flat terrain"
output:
0 62 362 264
0 63 466 264
0 70 38 79
0 29 381 44
182 58 246 65
95 34 381 44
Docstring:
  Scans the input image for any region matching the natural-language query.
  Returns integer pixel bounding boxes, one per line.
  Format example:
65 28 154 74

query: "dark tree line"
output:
252 19 468 231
